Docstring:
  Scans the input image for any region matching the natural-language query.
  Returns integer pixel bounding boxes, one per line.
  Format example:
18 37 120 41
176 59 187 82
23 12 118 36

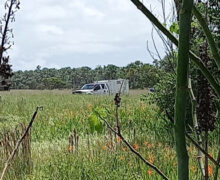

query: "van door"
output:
93 84 102 94
101 84 109 95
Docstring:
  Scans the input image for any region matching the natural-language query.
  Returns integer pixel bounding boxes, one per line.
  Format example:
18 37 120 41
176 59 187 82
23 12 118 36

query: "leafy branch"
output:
0 0 20 64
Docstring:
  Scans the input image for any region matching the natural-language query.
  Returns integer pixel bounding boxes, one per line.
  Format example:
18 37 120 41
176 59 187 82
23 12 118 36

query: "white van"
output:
73 79 129 95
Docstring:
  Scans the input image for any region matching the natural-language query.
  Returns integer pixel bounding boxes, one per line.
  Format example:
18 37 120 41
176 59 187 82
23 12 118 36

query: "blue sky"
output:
2 0 173 70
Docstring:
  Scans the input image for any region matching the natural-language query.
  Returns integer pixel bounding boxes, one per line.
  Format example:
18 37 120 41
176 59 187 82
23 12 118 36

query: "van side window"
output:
94 85 101 91
101 84 106 89
117 81 121 84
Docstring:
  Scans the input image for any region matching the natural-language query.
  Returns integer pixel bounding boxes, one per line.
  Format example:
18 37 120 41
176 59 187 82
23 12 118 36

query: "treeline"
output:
11 61 164 90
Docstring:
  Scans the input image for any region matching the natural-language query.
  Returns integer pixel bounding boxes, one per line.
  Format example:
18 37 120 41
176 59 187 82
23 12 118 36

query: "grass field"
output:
0 90 218 179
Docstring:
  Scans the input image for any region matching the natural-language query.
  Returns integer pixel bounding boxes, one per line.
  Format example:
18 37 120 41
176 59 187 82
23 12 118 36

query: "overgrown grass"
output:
0 90 218 179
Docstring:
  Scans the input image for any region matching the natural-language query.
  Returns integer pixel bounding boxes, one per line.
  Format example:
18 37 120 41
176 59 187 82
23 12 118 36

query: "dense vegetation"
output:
11 61 164 90
0 0 219 179
0 90 218 179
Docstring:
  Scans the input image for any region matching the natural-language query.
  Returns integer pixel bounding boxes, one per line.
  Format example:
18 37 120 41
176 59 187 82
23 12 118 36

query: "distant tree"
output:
43 77 65 89
12 61 162 90
103 64 119 80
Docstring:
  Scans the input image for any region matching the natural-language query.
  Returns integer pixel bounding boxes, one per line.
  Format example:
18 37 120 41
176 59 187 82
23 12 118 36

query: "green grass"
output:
0 90 218 179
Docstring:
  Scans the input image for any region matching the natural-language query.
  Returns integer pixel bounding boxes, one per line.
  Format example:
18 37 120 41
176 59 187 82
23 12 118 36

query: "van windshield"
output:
81 84 95 90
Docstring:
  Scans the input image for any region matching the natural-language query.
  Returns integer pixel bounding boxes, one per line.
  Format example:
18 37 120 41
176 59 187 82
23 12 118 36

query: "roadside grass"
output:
0 90 217 179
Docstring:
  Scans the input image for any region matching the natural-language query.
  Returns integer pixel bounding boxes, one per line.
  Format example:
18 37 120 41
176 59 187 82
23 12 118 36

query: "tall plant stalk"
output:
204 131 209 180
174 0 193 179
214 147 220 180
188 77 205 178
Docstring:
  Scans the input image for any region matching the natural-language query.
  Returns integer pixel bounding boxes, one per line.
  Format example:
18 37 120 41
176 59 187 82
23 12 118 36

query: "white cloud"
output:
36 25 64 35
3 0 174 70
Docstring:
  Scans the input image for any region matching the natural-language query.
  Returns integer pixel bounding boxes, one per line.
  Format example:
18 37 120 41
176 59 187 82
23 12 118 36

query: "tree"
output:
0 0 20 90
12 61 162 90
103 64 119 80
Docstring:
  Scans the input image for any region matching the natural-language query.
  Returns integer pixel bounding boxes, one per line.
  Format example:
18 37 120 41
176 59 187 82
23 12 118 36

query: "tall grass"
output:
0 90 217 179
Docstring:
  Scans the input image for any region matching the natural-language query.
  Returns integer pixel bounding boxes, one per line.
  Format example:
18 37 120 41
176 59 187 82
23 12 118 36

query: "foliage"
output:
151 0 220 129
170 22 179 34
149 73 176 117
0 90 218 179
139 0 219 178
89 112 103 134
11 61 163 90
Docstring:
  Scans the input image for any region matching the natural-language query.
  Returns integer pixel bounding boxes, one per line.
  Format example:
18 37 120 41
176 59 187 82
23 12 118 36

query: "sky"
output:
2 0 173 70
